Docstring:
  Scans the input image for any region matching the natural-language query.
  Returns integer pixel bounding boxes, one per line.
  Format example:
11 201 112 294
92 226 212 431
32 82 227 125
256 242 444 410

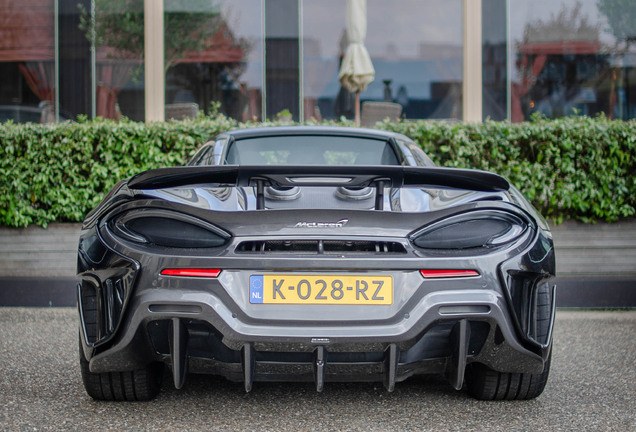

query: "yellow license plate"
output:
249 274 393 305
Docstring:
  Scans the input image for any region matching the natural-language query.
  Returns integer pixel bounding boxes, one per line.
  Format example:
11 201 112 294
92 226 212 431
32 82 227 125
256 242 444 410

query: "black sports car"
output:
77 126 556 401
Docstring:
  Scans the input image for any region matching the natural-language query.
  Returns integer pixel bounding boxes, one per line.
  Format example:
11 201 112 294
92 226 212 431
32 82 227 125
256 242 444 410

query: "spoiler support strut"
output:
256 180 265 210
375 180 385 210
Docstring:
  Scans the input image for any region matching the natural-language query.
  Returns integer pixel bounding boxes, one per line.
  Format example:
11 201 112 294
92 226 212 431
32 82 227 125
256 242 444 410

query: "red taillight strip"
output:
161 269 221 278
420 269 480 279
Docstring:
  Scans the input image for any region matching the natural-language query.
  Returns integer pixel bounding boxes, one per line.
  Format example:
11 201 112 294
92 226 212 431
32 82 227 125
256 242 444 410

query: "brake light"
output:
420 269 479 279
161 269 222 278
411 211 527 250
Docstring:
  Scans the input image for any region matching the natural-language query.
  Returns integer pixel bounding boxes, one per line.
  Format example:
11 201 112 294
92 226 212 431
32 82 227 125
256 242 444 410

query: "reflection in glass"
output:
482 0 507 121
83 0 145 121
225 136 398 165
59 0 92 121
164 0 262 121
510 0 636 121
265 0 298 121
0 0 57 123
303 0 463 121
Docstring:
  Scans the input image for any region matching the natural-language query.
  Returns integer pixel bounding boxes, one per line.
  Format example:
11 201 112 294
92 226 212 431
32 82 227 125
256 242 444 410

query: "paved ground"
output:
0 309 634 432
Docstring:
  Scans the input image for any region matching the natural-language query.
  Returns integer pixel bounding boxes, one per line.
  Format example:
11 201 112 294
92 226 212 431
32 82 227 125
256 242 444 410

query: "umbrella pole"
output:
355 92 360 126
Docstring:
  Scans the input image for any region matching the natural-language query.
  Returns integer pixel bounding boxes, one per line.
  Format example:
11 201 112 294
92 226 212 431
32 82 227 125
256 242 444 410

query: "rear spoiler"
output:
128 165 509 210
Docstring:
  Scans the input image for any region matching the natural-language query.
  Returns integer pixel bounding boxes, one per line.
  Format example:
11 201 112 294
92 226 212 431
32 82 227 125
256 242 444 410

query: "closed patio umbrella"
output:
338 0 375 126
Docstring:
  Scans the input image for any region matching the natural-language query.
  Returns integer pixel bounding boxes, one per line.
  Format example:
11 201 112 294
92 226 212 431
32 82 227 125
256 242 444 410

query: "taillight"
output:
109 209 230 248
161 269 221 277
411 210 527 250
420 269 479 279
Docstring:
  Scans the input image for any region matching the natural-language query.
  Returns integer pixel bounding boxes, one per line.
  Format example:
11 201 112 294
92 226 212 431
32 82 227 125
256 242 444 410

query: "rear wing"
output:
128 165 509 210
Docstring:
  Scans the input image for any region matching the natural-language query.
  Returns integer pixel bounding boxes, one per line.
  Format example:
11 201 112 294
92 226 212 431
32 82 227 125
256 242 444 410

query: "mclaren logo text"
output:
293 219 349 228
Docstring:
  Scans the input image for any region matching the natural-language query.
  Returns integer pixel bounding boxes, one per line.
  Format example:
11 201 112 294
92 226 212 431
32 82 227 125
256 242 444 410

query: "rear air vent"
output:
236 240 406 255
79 281 99 344
79 277 125 345
335 186 374 201
265 186 301 201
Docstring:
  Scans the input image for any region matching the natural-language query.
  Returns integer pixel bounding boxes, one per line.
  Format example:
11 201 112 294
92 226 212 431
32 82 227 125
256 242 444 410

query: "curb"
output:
0 278 78 307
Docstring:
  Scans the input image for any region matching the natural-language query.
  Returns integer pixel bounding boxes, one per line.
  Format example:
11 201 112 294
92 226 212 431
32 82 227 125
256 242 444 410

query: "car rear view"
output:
77 127 556 401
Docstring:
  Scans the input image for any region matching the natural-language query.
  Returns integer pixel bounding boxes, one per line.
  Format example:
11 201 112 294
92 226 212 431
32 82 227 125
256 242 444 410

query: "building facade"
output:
0 0 634 124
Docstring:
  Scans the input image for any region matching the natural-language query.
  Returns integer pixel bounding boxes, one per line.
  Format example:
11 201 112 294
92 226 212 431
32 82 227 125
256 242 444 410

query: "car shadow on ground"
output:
159 370 466 401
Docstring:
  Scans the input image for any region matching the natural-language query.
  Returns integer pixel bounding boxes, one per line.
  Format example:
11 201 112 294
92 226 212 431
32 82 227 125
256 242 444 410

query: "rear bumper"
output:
82 284 552 390
90 287 529 349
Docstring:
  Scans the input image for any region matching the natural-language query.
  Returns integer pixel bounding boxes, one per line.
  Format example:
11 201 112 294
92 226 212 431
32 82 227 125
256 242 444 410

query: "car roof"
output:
218 126 404 140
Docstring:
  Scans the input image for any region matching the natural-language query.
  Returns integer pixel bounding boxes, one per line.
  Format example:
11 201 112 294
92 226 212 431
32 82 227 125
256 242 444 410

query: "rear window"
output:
223 135 399 165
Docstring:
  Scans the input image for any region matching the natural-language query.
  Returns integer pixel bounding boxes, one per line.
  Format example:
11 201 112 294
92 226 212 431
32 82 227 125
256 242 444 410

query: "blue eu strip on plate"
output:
250 275 264 304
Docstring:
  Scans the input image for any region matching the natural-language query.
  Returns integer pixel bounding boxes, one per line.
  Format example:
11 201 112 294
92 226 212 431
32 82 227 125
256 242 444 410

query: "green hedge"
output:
0 114 234 227
379 114 636 223
0 113 634 227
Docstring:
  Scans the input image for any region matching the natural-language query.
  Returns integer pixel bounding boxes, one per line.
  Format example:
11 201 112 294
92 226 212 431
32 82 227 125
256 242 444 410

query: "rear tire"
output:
79 337 163 401
465 350 551 400
466 283 553 401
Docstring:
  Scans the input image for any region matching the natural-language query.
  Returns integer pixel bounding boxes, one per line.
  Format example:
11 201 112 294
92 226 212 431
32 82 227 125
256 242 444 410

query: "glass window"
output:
91 0 145 121
302 0 463 121
266 0 298 120
223 136 399 165
164 0 263 121
482 0 507 121
397 138 436 167
0 0 57 123
509 0 636 121
59 0 92 121
189 144 215 166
